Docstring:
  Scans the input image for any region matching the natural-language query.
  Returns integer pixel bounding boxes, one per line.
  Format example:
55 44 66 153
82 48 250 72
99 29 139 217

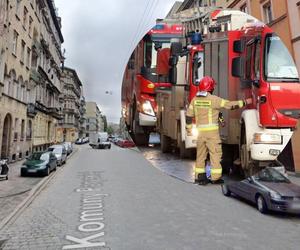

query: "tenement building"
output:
59 67 84 142
0 0 64 160
85 102 103 136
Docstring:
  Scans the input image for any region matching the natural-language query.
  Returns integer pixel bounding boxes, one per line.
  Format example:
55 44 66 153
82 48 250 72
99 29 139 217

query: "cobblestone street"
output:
0 144 299 250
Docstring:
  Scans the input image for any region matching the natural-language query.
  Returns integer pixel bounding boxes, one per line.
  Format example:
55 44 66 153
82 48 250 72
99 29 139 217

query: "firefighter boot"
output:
196 173 209 185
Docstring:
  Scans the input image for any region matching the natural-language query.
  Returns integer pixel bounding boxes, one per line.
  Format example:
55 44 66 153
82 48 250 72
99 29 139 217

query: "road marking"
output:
63 172 109 249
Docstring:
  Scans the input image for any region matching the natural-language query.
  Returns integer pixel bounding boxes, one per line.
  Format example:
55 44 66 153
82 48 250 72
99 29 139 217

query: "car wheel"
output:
221 184 231 197
109 145 111 149
44 167 50 176
256 195 268 214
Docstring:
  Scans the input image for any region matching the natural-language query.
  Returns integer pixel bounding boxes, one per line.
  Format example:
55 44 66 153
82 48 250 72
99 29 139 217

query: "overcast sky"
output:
55 0 180 123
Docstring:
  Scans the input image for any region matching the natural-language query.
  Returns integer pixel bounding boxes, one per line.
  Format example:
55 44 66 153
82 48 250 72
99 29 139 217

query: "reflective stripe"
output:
197 123 218 128
197 124 219 132
238 100 244 108
195 100 211 108
186 124 192 129
195 167 206 174
220 99 227 107
211 168 222 174
208 108 213 124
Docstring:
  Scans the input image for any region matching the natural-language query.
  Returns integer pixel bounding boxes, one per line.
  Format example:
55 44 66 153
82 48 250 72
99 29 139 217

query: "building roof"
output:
62 66 82 86
177 0 196 12
165 1 183 18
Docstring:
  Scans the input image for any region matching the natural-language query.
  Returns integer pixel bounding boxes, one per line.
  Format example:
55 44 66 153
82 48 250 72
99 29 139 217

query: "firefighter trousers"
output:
195 130 222 181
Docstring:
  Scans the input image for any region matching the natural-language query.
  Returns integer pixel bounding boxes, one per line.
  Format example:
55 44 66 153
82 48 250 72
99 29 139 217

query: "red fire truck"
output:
156 10 300 175
121 22 183 145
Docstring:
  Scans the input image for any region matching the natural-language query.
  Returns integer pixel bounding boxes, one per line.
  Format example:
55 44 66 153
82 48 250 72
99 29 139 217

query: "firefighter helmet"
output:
199 76 216 92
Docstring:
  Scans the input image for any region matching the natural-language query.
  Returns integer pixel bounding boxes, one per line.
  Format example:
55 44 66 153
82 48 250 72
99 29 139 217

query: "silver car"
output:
48 145 67 166
63 142 73 155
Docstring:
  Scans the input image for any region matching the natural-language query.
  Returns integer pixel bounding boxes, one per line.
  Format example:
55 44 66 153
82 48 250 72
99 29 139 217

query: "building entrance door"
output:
1 114 12 159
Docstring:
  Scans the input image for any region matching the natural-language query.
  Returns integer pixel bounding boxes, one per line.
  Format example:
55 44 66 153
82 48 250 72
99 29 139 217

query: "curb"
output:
0 148 78 231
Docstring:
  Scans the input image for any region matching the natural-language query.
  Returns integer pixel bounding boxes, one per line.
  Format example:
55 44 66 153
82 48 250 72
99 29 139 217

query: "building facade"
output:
0 0 64 161
85 102 103 136
60 67 84 143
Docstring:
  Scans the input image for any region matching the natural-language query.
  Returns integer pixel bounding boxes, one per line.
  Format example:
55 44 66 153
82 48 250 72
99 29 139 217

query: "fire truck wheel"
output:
161 134 171 153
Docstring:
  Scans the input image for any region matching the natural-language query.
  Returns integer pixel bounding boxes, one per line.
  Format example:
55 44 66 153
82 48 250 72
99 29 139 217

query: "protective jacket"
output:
186 91 246 182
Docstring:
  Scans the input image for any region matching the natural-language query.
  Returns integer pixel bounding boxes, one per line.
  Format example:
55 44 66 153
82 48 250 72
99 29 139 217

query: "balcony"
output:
48 107 64 120
27 103 38 118
30 69 42 83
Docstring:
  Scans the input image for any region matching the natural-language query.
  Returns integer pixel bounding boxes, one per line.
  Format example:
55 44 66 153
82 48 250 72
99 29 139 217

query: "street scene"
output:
1 0 300 249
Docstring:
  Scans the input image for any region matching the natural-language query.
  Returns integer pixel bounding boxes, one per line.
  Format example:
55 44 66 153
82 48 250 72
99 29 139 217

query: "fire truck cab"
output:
121 22 183 145
183 9 300 175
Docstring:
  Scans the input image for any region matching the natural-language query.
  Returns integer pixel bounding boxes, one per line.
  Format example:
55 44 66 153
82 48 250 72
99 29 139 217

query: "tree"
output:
102 115 108 132
106 125 114 135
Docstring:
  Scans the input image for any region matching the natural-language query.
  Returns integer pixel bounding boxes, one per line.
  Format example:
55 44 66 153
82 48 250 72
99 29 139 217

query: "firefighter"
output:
186 76 252 185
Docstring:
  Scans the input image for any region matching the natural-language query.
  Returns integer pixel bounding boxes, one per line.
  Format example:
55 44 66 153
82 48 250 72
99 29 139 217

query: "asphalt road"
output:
0 144 299 250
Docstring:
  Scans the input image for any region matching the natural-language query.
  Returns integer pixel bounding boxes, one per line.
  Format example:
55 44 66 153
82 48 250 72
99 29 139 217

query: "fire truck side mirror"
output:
232 57 244 78
233 40 244 54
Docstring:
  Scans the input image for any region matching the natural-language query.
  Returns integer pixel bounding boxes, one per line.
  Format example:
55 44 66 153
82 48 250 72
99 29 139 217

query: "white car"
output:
48 145 67 166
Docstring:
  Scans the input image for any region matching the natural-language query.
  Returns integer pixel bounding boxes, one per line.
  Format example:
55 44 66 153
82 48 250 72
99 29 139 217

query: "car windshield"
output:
254 168 290 183
264 34 299 81
48 147 62 154
40 153 50 161
28 152 43 160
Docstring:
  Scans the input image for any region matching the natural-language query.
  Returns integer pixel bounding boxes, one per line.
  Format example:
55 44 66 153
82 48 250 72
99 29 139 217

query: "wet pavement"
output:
140 145 300 186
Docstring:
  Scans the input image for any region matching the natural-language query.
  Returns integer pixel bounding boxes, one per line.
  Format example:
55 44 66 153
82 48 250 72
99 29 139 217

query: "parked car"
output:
221 167 300 214
116 139 135 148
63 142 73 155
48 145 67 166
21 152 57 176
75 138 83 145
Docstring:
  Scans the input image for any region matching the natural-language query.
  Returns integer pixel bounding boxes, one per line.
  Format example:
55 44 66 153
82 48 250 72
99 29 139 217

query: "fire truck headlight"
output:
142 101 155 116
253 133 282 144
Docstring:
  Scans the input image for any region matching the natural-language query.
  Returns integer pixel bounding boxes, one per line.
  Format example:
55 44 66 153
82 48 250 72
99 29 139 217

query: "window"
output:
254 41 261 79
23 7 28 28
26 47 31 68
31 49 38 68
264 34 299 81
14 118 19 141
26 120 32 140
21 120 25 140
16 0 21 16
245 45 253 80
21 40 25 63
240 4 248 13
192 52 204 86
29 16 33 35
263 2 273 24
12 30 18 55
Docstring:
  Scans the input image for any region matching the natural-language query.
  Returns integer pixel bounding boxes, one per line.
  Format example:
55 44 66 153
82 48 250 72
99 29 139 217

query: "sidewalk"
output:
0 148 78 228
0 159 43 224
